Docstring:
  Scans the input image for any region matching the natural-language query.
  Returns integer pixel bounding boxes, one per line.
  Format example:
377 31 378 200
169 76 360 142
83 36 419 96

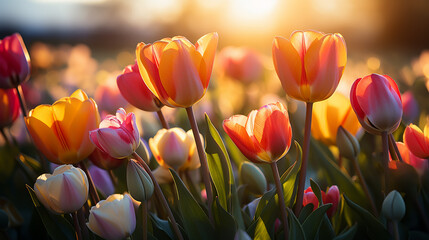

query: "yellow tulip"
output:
136 33 218 108
311 92 360 145
25 89 100 164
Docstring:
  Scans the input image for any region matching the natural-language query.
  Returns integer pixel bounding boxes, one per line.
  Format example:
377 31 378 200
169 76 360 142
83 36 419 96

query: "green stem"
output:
185 106 214 223
294 102 313 215
142 201 148 240
389 134 403 162
156 110 170 129
271 162 289 240
132 152 184 240
352 156 378 216
392 221 400 240
15 85 28 118
381 132 389 195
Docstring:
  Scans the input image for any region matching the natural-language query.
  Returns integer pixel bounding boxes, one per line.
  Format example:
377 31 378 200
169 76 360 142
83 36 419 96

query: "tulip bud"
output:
303 188 319 211
34 165 89 214
88 165 115 197
127 159 154 202
336 126 360 159
401 91 419 125
382 190 405 221
240 162 267 195
242 197 260 220
325 185 340 218
90 108 140 159
87 194 136 240
0 33 30 89
135 138 150 164
234 229 251 240
0 88 20 128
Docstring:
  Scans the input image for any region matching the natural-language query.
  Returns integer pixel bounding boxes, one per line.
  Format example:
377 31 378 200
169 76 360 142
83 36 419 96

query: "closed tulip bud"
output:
136 32 218 108
116 62 163 112
350 74 402 135
234 229 252 240
149 128 200 171
0 88 20 128
88 165 115 197
272 30 347 103
34 165 89 214
303 188 319 211
126 159 154 202
382 190 405 221
217 46 263 83
336 126 360 159
303 185 340 218
403 123 429 159
0 33 30 89
87 194 136 240
90 108 140 159
401 91 419 125
240 162 267 195
25 89 100 164
135 138 151 164
312 92 361 146
89 147 126 170
223 102 292 163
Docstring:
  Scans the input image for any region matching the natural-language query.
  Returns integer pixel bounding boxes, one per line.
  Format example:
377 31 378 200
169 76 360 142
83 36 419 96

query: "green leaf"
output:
213 198 237 239
205 114 244 229
343 195 389 240
26 185 75 240
254 218 271 240
310 178 323 205
318 215 336 240
302 204 331 240
298 204 314 224
170 169 215 240
149 213 174 240
333 224 358 240
287 208 306 240
311 139 368 208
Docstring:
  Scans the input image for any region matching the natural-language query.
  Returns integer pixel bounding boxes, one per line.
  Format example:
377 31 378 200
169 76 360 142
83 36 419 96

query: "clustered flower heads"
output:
1 28 427 240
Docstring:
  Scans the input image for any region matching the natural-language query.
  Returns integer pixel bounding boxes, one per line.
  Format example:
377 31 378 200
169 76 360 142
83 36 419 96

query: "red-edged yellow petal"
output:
272 37 302 100
158 40 206 107
136 43 163 100
290 30 324 59
404 124 429 158
304 33 347 102
25 105 64 163
195 32 218 88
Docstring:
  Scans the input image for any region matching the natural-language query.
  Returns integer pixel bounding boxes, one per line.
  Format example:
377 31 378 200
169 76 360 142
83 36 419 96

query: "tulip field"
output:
1 22 429 240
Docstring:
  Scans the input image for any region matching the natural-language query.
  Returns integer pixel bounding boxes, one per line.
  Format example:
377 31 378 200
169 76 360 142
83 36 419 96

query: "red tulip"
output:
303 185 339 218
403 123 429 159
116 62 162 112
89 147 126 170
0 88 20 128
389 142 428 176
272 30 347 102
0 33 30 89
223 102 292 163
90 108 140 159
350 74 402 135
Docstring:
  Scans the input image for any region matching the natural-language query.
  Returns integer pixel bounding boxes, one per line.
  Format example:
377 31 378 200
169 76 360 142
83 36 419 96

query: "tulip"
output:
404 123 429 159
90 108 140 159
88 165 115 197
0 33 30 89
0 88 20 128
25 89 100 164
87 194 136 240
401 91 419 125
94 83 129 114
381 190 405 221
272 30 347 103
336 126 360 160
127 159 154 202
223 102 292 163
350 74 402 135
136 32 218 108
240 162 267 195
34 165 89 214
116 62 163 112
89 147 126 170
312 92 360 145
149 127 201 171
389 142 428 176
217 46 263 83
303 185 339 218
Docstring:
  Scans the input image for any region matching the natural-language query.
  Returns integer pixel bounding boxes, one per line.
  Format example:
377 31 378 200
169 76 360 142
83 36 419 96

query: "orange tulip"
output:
25 89 100 164
403 123 429 159
136 33 218 108
272 30 347 102
312 92 361 145
223 102 292 163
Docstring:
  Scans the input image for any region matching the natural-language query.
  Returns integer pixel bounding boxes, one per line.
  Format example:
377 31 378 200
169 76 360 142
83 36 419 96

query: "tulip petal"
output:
272 37 302 100
195 32 219 87
404 124 429 158
289 30 324 59
158 40 206 107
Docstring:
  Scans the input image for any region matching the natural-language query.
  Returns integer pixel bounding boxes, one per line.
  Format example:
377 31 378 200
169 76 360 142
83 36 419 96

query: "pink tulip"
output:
0 88 20 128
350 74 402 135
117 62 163 112
88 147 126 170
94 84 128 114
90 108 139 159
401 91 419 125
303 185 339 218
0 33 30 89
